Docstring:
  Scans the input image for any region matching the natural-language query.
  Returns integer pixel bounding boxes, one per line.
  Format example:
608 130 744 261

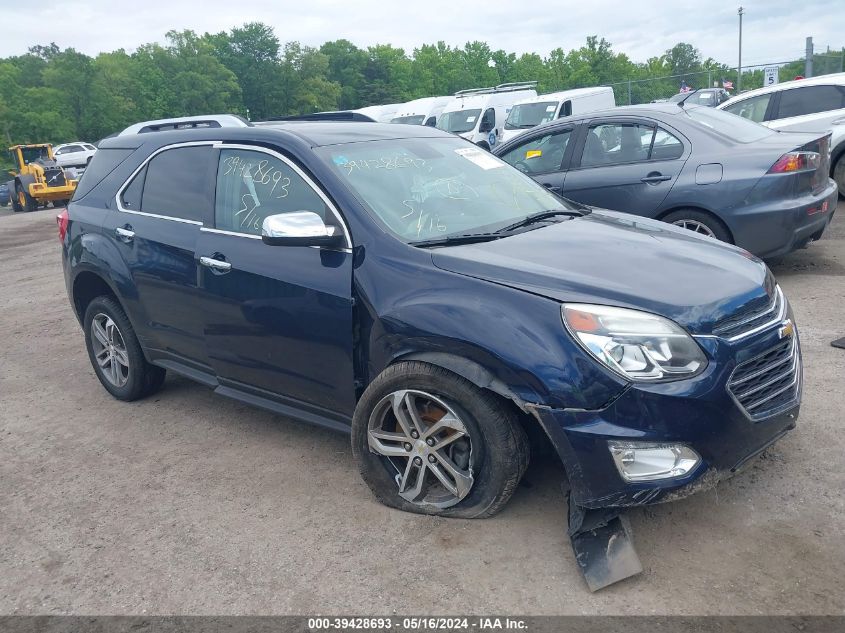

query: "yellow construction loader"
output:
7 144 78 212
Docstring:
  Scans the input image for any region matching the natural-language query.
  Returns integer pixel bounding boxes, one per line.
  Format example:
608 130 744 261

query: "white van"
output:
436 82 538 149
354 104 403 123
390 96 453 127
499 87 616 143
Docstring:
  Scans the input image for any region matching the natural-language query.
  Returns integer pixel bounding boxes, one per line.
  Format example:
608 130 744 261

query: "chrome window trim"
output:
212 142 353 250
114 140 220 225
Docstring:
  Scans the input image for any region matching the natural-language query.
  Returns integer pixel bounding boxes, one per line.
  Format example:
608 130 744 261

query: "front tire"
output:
14 182 36 212
352 362 529 518
83 296 166 401
662 209 732 243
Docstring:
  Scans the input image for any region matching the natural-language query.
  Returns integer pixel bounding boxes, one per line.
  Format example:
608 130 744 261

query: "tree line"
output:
0 22 839 149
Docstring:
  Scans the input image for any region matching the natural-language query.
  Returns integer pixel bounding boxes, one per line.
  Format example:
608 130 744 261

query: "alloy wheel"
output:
90 313 130 387
367 389 474 509
672 219 716 237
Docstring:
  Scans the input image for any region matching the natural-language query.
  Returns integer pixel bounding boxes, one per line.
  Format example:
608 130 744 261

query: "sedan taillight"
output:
768 151 820 174
57 209 69 242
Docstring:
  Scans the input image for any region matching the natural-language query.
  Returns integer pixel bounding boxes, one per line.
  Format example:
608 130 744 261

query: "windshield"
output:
319 137 574 243
505 101 559 129
391 115 426 125
684 105 774 143
436 109 482 134
20 146 51 164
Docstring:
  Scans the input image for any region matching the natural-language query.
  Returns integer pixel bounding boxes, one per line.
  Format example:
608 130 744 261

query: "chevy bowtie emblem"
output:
778 319 794 340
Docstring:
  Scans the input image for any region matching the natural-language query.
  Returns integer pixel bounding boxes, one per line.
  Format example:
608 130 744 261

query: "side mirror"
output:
261 211 344 247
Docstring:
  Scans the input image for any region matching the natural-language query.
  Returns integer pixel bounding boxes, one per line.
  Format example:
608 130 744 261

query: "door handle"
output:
200 255 232 272
115 226 134 242
541 182 560 191
641 173 672 184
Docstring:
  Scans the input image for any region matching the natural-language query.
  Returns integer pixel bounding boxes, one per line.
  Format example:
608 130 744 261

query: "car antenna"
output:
676 88 700 108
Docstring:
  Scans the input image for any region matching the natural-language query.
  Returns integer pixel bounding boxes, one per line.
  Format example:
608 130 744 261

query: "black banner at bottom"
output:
0 616 843 633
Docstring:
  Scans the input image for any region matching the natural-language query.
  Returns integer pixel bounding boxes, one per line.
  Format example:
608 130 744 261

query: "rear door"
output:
104 142 217 367
765 84 845 134
196 143 357 418
561 117 687 216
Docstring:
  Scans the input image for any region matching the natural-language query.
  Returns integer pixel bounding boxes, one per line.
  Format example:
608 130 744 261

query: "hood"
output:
431 210 772 335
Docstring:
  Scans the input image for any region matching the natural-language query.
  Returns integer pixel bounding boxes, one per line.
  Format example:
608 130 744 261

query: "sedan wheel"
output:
671 219 716 237
367 389 474 509
90 313 130 388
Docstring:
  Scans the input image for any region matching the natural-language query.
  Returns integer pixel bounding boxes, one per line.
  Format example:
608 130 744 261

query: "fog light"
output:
608 441 700 482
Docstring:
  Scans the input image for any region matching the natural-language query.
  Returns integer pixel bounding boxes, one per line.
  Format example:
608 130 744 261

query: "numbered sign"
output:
763 66 779 86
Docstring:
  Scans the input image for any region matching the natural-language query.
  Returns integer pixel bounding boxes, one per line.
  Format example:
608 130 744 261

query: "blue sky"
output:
2 0 842 67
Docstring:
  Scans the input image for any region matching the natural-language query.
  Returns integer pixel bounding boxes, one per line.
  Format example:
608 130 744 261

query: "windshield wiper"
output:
494 209 583 234
409 232 503 248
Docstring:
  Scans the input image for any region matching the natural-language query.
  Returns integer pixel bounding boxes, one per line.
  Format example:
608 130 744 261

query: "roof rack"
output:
118 114 250 136
453 81 538 97
268 111 377 123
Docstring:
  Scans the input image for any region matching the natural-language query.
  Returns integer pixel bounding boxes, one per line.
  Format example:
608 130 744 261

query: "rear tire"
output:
833 155 845 199
352 361 529 519
83 296 166 401
662 208 732 243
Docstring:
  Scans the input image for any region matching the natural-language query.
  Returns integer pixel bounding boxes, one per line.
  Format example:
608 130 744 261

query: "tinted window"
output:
581 123 654 167
499 129 573 174
722 93 771 122
215 148 330 236
424 116 437 127
436 109 481 133
560 100 572 117
776 85 845 119
140 146 215 221
685 106 774 142
72 148 134 201
480 108 495 131
121 167 145 209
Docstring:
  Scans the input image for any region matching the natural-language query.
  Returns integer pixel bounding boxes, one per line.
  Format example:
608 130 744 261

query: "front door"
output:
196 144 356 419
497 125 576 194
562 119 687 217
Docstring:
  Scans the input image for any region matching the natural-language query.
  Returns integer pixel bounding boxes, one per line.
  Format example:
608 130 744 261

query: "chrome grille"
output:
713 286 784 340
728 336 800 420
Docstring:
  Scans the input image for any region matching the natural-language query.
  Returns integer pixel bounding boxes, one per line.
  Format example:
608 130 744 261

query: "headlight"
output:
562 304 707 381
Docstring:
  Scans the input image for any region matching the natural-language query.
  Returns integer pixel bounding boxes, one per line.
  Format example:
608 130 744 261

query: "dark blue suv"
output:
61 122 801 525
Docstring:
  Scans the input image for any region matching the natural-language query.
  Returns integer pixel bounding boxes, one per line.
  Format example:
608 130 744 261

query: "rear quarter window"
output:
71 148 134 201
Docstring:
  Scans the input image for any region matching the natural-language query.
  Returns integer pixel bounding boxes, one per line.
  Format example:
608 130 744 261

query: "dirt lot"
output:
0 203 843 615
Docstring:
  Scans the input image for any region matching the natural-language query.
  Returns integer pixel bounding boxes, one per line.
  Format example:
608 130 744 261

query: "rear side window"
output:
651 128 684 160
140 146 216 221
722 93 772 123
581 123 654 167
72 148 134 201
776 85 845 119
214 148 330 236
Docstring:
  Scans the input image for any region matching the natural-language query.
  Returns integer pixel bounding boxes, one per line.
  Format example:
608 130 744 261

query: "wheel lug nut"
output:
413 456 422 466
404 443 412 452
426 438 435 446
427 454 436 464
410 430 419 439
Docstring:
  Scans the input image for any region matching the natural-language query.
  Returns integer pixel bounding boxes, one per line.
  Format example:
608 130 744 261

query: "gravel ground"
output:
0 202 843 615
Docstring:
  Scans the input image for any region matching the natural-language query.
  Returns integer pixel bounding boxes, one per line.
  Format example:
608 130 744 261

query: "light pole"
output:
737 6 744 92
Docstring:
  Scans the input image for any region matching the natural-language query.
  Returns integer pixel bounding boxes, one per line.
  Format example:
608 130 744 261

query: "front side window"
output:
436 109 481 134
776 85 845 119
319 137 574 243
499 129 573 174
479 108 496 132
504 101 559 130
214 148 330 236
140 146 215 221
722 93 772 123
580 123 654 167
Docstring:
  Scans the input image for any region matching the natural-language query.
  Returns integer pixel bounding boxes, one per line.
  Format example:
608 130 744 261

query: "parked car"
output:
0 182 9 207
436 82 537 149
493 103 837 259
53 142 97 168
62 121 802 567
717 73 845 194
390 96 453 127
668 88 731 107
500 87 616 144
